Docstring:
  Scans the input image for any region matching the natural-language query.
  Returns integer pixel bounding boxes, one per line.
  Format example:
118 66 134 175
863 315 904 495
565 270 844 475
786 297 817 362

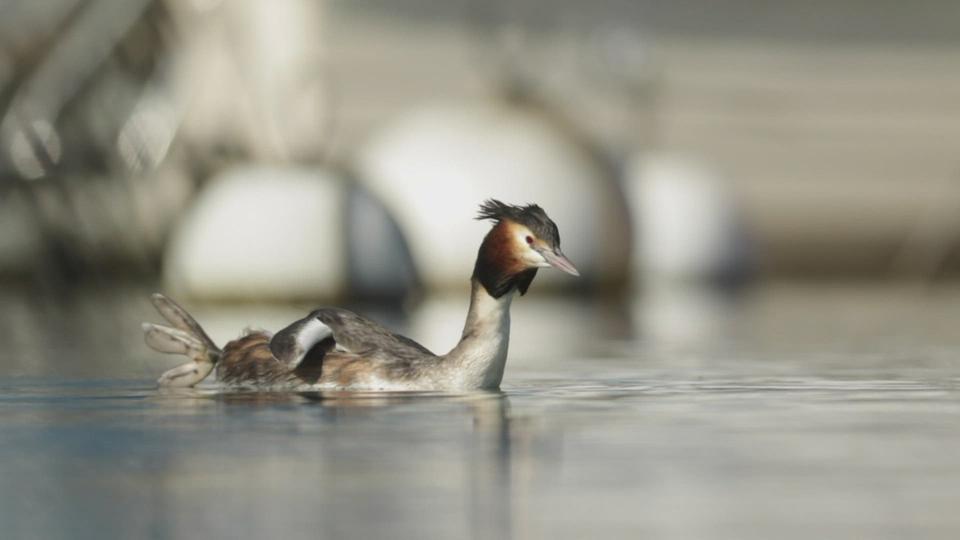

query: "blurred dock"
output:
2 0 960 297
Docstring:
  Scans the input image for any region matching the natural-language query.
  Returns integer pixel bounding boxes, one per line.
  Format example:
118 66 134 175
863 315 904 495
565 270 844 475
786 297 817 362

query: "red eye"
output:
525 235 534 245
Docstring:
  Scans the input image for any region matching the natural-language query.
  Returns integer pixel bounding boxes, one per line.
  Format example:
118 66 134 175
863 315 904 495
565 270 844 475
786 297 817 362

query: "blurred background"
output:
4 0 960 374
5 2 960 539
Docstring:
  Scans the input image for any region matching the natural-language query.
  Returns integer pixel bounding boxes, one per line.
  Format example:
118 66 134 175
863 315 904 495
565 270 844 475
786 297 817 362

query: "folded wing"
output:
269 315 335 368
268 308 436 370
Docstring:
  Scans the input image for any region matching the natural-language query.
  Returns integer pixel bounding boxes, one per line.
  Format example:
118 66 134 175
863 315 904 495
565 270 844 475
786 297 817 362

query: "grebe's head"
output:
473 199 579 298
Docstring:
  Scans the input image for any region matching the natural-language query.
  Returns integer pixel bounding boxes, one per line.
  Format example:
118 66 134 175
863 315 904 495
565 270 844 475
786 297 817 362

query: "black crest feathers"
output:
476 199 561 248
476 199 525 222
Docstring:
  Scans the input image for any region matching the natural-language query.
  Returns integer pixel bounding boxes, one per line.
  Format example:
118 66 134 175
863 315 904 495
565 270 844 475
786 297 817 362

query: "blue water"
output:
2 285 960 539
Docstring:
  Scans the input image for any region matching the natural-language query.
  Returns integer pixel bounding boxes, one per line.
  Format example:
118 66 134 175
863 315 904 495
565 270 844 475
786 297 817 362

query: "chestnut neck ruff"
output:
472 221 538 298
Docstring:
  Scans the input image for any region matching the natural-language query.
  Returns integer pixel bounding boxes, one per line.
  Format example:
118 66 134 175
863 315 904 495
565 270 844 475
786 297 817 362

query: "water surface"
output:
2 284 960 539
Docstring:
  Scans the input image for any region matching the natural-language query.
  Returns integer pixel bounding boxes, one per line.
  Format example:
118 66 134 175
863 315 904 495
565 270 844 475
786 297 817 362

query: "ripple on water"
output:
1 368 960 539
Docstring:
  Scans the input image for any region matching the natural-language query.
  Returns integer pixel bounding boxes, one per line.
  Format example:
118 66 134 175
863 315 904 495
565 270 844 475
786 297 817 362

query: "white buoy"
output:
164 166 347 301
353 102 631 292
625 153 751 284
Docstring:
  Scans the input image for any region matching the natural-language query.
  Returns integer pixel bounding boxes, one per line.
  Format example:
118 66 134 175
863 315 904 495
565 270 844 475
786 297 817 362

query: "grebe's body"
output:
143 200 578 391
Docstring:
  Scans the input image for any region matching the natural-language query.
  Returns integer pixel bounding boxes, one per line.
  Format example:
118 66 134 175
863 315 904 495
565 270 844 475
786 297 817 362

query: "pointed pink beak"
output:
541 248 580 276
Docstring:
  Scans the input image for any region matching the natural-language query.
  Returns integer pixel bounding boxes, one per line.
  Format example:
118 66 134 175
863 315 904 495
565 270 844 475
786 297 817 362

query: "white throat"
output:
444 281 515 390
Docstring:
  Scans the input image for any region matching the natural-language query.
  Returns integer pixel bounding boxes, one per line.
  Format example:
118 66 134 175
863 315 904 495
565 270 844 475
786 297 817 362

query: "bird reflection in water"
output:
148 388 520 539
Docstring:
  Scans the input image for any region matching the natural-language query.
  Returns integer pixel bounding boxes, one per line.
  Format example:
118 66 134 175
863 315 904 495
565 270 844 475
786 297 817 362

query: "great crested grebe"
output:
142 200 579 391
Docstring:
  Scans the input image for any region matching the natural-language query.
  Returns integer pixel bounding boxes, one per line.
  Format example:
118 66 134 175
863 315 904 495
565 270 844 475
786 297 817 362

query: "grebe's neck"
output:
444 279 515 390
